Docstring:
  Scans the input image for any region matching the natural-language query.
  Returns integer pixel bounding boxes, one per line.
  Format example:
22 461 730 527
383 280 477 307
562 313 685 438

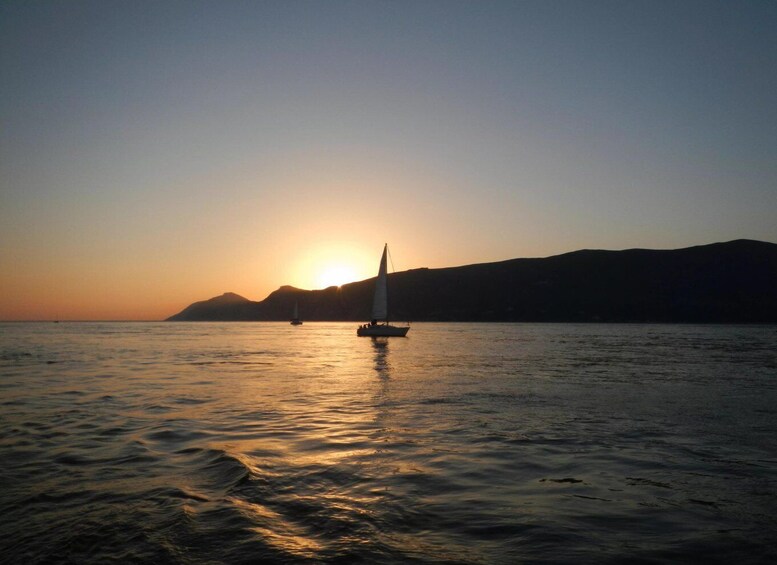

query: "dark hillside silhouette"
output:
167 240 777 323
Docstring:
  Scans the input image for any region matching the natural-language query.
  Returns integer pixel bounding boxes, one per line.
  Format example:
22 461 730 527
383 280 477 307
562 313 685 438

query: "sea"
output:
1 322 775 564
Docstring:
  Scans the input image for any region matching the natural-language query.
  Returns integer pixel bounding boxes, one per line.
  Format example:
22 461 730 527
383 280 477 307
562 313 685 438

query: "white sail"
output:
293 301 299 319
371 244 388 321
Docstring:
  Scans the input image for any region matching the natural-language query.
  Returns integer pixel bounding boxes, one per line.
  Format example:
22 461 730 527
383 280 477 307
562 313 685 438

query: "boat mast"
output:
385 244 389 324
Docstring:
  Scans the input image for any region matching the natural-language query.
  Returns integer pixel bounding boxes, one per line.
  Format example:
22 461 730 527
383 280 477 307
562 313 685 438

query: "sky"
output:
1 0 776 320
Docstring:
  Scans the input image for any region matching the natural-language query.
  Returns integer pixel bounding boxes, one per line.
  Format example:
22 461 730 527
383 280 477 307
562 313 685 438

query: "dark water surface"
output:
1 322 775 564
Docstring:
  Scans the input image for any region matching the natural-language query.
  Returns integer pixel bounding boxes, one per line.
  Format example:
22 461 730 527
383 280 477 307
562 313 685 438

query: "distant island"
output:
166 239 777 323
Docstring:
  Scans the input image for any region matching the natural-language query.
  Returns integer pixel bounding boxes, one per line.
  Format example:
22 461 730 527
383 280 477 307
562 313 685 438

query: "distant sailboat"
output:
290 301 302 325
357 244 409 337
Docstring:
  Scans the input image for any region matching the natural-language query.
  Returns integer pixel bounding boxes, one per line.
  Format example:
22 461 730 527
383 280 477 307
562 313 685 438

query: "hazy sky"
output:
2 0 776 320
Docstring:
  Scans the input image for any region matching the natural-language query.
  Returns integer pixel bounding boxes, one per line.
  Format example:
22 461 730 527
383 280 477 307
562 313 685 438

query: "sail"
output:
293 301 298 319
371 244 388 321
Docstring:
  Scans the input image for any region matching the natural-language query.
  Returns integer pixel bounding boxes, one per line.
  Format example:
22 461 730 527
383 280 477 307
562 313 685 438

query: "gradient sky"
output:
2 1 776 320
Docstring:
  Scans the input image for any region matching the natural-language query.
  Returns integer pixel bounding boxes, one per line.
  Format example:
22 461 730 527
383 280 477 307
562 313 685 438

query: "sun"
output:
316 264 357 289
292 243 373 290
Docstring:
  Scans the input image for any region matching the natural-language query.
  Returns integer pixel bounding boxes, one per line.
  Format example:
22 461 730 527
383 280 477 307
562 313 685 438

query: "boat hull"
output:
356 324 409 337
290 320 302 325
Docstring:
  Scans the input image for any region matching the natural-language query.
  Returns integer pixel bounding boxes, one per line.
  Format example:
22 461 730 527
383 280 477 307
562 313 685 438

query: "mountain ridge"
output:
166 239 777 323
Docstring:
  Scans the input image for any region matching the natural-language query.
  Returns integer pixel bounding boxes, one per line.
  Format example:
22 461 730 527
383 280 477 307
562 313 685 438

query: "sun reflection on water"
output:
229 496 324 558
5 323 775 562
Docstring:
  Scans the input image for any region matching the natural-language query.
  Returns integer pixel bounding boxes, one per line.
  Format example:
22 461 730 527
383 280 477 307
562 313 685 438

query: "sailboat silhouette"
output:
357 244 409 337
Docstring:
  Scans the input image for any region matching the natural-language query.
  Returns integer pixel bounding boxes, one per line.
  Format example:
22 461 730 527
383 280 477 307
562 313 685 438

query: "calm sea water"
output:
1 322 776 564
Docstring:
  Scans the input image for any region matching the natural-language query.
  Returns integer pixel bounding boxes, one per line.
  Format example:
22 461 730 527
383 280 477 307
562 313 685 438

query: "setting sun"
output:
289 242 375 291
316 264 357 289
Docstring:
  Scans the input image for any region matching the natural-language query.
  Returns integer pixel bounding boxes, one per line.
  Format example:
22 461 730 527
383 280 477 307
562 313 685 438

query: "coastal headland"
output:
167 239 777 323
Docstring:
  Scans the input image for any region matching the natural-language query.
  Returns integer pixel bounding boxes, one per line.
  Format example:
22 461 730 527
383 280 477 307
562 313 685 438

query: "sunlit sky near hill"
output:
2 1 776 320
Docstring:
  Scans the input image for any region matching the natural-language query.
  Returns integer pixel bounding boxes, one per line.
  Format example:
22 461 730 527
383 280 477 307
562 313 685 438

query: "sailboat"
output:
290 301 302 325
357 244 409 337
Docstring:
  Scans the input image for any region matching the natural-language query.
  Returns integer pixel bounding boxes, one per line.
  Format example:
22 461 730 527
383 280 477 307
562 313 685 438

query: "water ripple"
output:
1 322 776 563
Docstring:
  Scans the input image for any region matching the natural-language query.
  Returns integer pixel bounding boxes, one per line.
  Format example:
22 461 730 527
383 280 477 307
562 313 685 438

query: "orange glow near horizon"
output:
290 243 375 291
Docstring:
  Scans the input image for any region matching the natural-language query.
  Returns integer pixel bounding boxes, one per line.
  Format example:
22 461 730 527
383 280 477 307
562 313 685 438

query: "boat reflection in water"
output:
371 337 391 379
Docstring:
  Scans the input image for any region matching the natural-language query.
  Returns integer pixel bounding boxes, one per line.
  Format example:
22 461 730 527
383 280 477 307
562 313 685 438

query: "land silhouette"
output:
167 239 777 323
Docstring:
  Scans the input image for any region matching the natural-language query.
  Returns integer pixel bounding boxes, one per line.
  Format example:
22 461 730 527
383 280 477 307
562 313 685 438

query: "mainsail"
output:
371 244 388 321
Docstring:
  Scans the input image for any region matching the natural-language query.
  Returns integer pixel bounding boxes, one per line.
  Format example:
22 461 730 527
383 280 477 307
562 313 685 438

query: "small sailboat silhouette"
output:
290 301 302 325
